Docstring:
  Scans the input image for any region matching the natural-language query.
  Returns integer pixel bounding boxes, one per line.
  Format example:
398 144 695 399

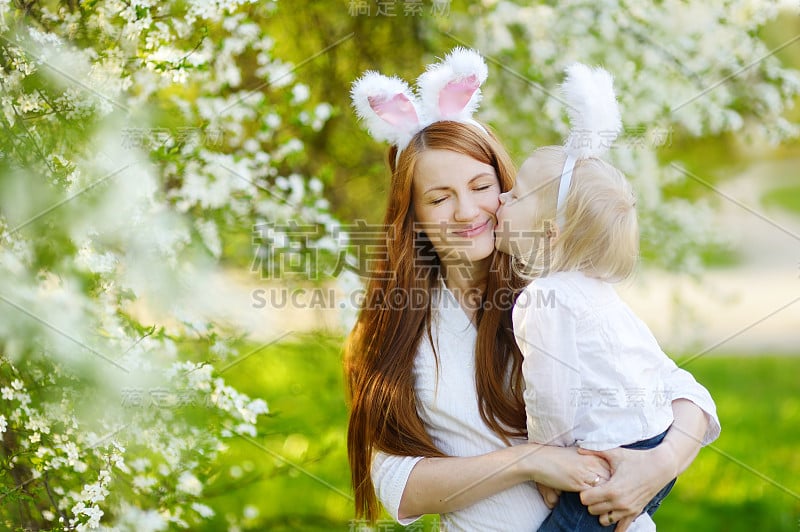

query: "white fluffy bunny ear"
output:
417 47 488 125
561 63 622 159
351 71 422 149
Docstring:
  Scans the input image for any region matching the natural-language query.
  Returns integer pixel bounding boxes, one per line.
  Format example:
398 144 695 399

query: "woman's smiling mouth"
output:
452 219 492 238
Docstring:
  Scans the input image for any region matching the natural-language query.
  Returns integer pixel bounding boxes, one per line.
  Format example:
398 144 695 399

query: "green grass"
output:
655 355 800 531
762 184 800 215
202 336 800 531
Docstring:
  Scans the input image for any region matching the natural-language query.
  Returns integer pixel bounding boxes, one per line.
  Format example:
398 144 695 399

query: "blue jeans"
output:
537 429 676 531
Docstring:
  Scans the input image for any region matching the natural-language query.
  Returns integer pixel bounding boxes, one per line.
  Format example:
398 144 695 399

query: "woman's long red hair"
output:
344 121 527 521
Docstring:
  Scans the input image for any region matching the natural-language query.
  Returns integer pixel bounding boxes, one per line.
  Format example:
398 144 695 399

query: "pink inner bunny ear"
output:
368 93 420 131
438 74 479 117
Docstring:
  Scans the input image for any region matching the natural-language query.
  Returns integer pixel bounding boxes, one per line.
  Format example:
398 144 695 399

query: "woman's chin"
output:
436 234 497 266
471 233 499 262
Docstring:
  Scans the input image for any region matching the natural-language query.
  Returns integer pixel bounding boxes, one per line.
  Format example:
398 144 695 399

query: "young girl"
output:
495 64 719 531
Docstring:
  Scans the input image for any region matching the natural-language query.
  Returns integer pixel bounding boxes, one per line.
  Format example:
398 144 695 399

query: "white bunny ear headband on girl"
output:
351 47 489 161
556 63 623 228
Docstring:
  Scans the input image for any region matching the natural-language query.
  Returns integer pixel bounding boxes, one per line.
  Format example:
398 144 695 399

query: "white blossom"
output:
191 502 215 518
265 113 281 129
133 475 158 491
314 103 332 122
176 471 203 496
291 83 310 104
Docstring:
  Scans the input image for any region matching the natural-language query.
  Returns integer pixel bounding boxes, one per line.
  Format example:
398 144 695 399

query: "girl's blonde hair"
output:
515 145 638 282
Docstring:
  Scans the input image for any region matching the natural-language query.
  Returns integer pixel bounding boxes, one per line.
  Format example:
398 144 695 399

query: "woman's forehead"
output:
413 149 496 189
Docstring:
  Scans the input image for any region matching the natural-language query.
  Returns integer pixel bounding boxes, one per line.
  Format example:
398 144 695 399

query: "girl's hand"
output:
578 446 675 529
522 444 611 493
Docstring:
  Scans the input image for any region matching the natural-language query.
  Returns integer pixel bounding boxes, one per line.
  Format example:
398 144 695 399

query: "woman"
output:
345 50 719 530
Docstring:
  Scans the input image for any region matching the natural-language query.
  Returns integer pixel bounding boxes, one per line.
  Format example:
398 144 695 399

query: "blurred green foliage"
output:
763 184 800 214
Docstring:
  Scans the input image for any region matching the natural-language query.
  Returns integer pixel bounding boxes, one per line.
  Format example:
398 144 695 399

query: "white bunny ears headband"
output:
556 63 623 228
351 47 489 161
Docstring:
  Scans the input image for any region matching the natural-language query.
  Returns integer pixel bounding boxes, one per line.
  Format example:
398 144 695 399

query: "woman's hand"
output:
521 444 611 493
577 446 674 530
579 400 710 530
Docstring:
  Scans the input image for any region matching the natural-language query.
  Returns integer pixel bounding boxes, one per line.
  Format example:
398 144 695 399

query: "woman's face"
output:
412 149 501 267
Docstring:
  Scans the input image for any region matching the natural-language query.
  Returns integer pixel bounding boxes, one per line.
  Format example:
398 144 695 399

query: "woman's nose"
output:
454 195 480 221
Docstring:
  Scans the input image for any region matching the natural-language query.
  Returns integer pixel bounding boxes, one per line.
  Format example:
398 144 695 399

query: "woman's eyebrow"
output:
469 171 496 182
423 172 496 194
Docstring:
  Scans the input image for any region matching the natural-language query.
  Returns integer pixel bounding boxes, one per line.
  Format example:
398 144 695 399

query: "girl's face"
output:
412 149 501 267
495 155 548 259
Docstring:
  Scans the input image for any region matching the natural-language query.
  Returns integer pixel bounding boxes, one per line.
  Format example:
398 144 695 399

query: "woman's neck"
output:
441 257 491 321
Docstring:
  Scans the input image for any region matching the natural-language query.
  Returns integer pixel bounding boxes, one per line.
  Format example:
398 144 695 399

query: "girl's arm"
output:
578 399 710 530
397 443 610 519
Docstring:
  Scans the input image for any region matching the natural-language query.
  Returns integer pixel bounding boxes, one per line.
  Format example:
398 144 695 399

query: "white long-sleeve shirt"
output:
513 271 720 452
371 279 720 531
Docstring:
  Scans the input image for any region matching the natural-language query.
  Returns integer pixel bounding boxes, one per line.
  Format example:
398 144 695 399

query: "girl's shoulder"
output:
530 270 592 294
516 272 590 319
538 271 615 298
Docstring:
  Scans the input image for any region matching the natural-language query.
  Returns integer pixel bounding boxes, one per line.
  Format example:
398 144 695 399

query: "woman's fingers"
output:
536 484 561 509
578 446 619 467
569 454 611 492
582 496 614 515
580 456 612 492
579 445 672 523
583 467 611 488
615 515 635 532
526 445 611 492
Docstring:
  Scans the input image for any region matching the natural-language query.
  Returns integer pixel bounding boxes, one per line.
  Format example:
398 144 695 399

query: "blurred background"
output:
0 1 798 530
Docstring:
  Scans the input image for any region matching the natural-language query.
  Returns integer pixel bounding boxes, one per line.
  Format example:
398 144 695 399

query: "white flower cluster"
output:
0 0 338 529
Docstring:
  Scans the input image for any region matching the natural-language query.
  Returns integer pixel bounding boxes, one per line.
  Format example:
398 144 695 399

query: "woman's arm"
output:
578 399 709 530
397 443 610 519
659 361 721 446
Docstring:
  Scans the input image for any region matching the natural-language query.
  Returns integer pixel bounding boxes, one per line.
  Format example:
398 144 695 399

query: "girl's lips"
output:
452 219 491 238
